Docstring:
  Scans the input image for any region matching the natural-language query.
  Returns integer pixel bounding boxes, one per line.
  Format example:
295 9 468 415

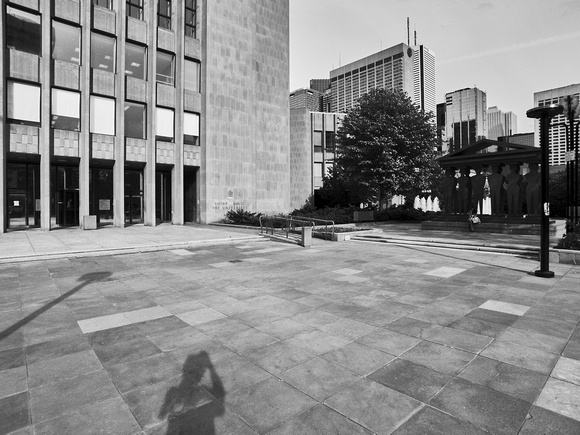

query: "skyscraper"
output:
487 106 517 141
329 43 415 113
445 87 487 153
534 83 580 167
413 45 436 115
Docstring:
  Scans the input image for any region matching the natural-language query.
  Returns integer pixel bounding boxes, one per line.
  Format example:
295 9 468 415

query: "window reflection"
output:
156 52 174 85
8 81 41 124
52 89 80 131
125 44 146 80
184 59 200 92
52 22 81 64
124 102 146 139
91 33 116 72
6 6 41 56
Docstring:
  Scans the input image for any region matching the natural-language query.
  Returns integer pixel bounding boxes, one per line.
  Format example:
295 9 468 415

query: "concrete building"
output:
290 110 344 210
445 87 487 153
487 106 517 141
1 0 290 233
412 45 436 115
289 88 323 112
534 83 580 166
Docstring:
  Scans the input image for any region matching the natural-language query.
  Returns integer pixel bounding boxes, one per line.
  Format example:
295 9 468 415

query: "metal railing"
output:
259 215 335 241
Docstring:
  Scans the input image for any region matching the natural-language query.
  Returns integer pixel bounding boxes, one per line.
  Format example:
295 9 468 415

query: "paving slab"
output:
0 225 578 434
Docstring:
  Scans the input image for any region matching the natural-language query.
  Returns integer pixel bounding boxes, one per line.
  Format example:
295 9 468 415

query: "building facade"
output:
445 87 487 153
289 88 323 112
329 43 415 113
1 0 290 233
289 109 344 210
487 106 517 141
412 44 436 116
534 83 580 166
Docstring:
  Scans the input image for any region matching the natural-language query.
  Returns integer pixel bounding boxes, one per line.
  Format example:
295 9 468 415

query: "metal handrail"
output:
259 215 313 239
289 215 335 241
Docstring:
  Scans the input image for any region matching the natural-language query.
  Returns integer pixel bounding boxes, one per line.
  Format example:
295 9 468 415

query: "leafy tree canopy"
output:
331 88 440 207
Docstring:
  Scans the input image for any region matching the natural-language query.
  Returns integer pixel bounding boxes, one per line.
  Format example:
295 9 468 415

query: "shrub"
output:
223 209 262 226
290 206 354 224
375 204 437 222
556 222 580 250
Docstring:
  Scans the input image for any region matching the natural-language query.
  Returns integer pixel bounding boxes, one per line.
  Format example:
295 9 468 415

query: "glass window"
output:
6 6 41 56
7 81 40 124
156 52 174 85
184 59 200 92
127 0 143 19
158 0 172 30
184 112 200 145
52 89 80 131
90 96 115 135
52 22 81 65
156 107 174 139
185 0 197 38
91 33 116 72
125 44 146 80
93 0 113 9
124 102 146 139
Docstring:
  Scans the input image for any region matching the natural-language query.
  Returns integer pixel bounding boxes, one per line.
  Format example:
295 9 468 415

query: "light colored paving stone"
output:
423 267 466 278
333 275 369 283
77 313 131 334
536 378 580 422
168 249 196 256
479 300 530 316
331 268 362 276
122 306 171 324
552 356 580 386
243 257 268 263
175 308 227 326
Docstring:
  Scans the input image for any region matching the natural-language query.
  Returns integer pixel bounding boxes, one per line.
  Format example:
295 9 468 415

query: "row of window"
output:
93 0 197 37
7 81 200 144
7 6 200 91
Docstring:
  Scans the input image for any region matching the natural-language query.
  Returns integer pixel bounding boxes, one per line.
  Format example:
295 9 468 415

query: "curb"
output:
0 235 264 264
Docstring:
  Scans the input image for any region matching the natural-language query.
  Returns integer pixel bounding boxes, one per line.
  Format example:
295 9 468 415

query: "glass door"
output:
6 163 40 229
124 169 143 225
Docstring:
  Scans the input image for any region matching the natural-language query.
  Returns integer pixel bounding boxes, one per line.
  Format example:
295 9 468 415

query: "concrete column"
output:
172 0 185 225
78 2 92 228
114 0 127 228
40 0 51 231
0 6 6 233
144 1 157 226
199 0 208 223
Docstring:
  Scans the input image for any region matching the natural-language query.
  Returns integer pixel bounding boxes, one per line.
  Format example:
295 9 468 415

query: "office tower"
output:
445 87 487 153
329 43 415 113
1 0 290 233
436 102 447 153
413 45 436 115
487 106 518 141
534 83 580 166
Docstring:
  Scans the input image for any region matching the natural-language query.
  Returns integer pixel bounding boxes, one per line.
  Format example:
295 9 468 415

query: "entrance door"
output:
52 166 80 227
6 163 40 229
184 167 197 222
90 168 114 226
155 171 172 223
124 169 143 225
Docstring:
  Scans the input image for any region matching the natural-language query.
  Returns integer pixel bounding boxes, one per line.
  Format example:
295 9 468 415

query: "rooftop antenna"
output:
407 17 410 46
414 26 417 46
339 52 341 67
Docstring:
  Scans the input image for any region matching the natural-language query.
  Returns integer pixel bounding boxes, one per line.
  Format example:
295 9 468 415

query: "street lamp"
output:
559 95 580 228
527 104 563 278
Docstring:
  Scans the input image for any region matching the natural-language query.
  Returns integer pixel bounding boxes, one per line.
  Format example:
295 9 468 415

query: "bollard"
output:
301 226 312 248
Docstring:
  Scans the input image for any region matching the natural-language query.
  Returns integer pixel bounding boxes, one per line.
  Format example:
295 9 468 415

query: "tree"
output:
333 88 440 209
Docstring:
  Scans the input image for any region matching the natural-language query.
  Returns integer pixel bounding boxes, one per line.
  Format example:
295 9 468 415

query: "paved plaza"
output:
1 225 580 434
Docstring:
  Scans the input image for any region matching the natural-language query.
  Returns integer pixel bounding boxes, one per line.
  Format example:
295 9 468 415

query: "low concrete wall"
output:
551 248 580 265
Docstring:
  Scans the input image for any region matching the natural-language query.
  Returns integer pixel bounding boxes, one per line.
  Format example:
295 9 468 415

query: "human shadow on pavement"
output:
0 271 112 341
159 351 225 435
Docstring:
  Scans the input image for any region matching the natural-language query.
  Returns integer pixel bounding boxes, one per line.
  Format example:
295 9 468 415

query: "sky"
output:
289 0 580 132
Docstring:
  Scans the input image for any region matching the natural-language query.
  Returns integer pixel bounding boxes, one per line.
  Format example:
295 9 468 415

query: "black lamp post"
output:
527 104 563 278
